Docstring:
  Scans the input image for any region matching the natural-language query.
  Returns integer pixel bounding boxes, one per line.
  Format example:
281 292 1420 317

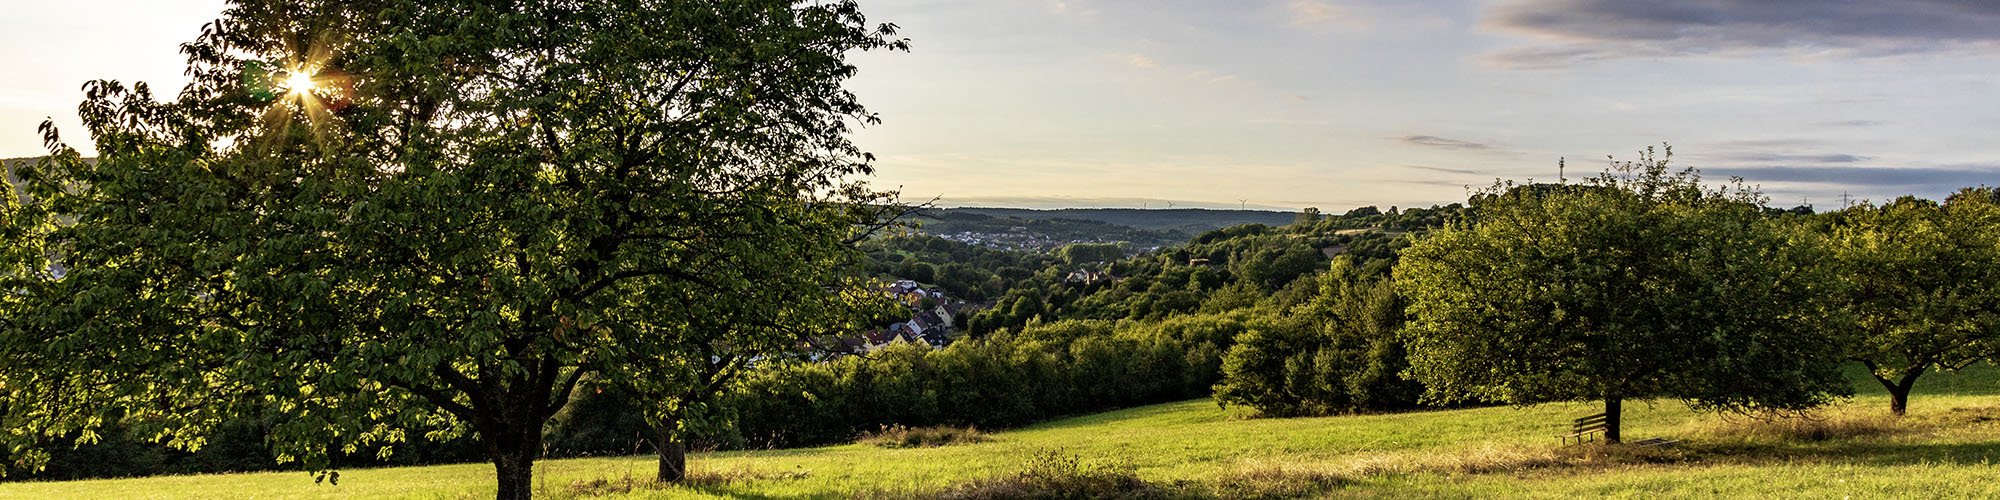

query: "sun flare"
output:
286 71 315 94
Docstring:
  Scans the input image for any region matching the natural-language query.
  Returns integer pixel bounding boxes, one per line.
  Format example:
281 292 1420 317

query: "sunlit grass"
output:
3 363 1996 499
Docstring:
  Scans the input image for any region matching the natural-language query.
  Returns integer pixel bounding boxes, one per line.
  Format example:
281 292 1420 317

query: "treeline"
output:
726 314 1247 447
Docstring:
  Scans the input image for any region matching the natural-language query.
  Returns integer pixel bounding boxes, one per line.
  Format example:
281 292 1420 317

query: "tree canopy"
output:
1394 147 1849 442
0 1 903 498
1823 188 2000 415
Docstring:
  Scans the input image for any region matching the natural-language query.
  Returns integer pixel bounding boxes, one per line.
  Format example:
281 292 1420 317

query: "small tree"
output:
0 1 903 498
1292 207 1323 227
1395 146 1848 442
1825 189 2000 415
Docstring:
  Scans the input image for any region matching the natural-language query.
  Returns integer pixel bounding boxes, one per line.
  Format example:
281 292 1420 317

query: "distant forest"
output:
942 207 1297 232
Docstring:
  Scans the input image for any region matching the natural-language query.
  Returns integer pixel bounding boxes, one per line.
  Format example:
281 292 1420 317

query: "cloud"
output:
1397 135 1497 150
1404 164 1483 175
1480 0 2000 68
1815 119 1885 127
1120 53 1159 69
1713 152 1871 164
1704 165 2000 188
1288 0 1366 29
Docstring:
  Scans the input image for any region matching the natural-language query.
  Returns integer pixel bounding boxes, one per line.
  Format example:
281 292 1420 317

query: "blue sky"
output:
6 0 1998 210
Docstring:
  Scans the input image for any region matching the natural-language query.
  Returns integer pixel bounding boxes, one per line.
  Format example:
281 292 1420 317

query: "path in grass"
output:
3 364 1997 499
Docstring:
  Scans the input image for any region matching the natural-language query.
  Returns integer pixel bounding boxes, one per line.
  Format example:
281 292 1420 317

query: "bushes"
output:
727 315 1254 448
1213 259 1424 417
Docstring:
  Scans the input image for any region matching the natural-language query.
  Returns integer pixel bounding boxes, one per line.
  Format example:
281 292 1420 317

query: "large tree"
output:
1824 189 2000 415
1395 146 1849 443
0 1 903 498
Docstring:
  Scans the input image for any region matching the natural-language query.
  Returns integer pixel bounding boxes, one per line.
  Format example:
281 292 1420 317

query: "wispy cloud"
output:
1397 135 1497 150
1713 152 1872 164
1815 119 1885 127
1480 0 2000 69
1043 0 1095 17
1108 53 1159 69
1404 164 1483 175
1288 0 1366 30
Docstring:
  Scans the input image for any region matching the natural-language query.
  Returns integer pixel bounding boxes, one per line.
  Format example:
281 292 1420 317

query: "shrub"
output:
859 425 989 448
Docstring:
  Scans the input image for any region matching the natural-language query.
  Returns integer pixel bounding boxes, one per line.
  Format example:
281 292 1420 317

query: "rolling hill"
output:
943 207 1297 233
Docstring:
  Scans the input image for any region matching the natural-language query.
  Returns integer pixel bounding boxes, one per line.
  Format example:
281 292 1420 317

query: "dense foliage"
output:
725 314 1251 447
1212 259 1422 416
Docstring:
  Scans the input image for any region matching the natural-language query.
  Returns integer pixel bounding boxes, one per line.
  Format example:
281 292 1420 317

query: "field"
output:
5 364 1999 499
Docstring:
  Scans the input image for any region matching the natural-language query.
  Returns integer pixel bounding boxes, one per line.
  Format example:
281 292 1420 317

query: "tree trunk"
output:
653 422 688 483
1886 369 1924 416
482 414 546 500
1604 395 1622 444
1861 360 1927 417
492 441 537 500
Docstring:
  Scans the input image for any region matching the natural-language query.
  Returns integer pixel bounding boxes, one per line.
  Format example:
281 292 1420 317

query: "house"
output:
931 304 954 328
1065 269 1117 284
891 322 920 341
914 310 946 333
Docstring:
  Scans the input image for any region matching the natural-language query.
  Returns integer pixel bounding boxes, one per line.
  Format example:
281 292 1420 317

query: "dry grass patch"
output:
1221 441 1689 491
683 466 815 485
560 466 813 497
1684 411 1903 443
892 448 1197 500
1214 461 1348 500
563 472 655 497
860 424 992 448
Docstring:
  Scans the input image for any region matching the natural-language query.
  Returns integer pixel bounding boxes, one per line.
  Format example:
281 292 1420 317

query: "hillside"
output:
10 364 1998 499
945 207 1298 233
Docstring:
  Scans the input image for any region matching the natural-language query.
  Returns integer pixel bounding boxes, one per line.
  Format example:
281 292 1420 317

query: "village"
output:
835 279 972 354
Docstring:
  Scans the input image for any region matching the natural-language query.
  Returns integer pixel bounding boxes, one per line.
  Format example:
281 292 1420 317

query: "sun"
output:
286 71 316 94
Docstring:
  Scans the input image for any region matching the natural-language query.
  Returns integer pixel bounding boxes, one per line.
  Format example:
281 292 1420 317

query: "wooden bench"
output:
1558 412 1608 446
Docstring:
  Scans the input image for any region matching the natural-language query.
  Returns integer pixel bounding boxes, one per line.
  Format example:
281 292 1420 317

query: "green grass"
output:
7 363 2000 499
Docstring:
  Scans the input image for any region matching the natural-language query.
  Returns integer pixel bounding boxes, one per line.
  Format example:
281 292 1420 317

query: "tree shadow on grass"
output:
1692 438 2000 469
1008 400 1215 433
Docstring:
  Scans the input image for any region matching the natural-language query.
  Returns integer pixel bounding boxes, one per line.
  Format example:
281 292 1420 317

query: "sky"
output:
4 0 1998 211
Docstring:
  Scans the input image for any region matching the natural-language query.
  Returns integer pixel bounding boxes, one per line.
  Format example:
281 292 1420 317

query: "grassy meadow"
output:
6 364 2000 499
